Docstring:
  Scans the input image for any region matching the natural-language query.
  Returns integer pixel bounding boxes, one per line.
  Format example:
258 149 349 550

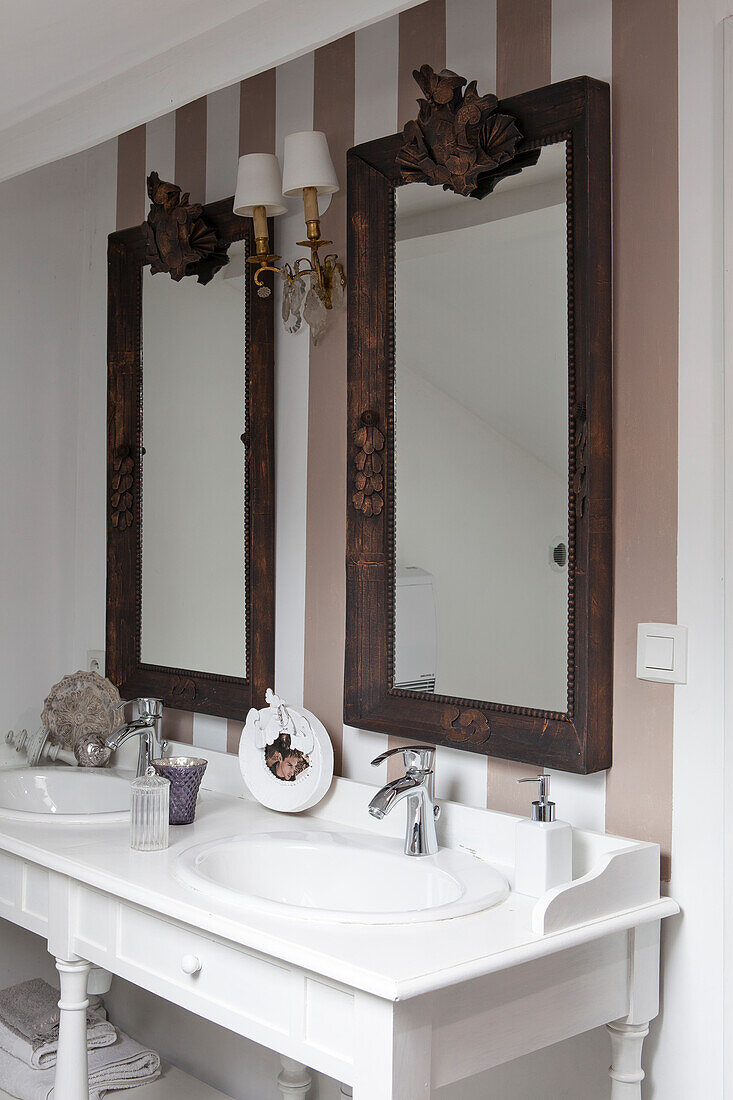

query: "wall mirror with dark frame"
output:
107 177 275 718
345 73 611 773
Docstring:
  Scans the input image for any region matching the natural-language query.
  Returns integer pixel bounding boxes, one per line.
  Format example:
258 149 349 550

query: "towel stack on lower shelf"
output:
0 979 161 1098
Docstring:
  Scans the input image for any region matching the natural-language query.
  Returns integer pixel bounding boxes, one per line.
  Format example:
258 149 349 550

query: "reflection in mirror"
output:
141 239 247 679
393 143 568 712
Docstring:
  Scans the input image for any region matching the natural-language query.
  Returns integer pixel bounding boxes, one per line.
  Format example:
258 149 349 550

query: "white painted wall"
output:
647 3 728 1098
0 143 116 737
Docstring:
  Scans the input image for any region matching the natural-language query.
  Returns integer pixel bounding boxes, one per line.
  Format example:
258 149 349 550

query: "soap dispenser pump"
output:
514 774 572 897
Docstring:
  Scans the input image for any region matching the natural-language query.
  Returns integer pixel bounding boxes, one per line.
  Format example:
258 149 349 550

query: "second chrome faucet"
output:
368 745 440 856
105 698 167 777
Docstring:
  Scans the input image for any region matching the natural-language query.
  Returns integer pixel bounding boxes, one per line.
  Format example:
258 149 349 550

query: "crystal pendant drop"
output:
330 268 344 310
283 275 305 334
303 283 328 345
291 276 306 313
285 308 302 334
281 278 292 323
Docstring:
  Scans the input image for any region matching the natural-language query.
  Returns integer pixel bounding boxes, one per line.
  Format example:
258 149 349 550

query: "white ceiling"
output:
0 0 422 185
0 0 262 133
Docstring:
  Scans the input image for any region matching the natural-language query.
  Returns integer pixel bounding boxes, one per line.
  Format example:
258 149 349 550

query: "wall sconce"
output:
233 132 345 345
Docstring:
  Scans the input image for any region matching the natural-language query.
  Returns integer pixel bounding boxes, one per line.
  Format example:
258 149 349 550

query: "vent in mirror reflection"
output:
550 541 568 571
394 567 437 693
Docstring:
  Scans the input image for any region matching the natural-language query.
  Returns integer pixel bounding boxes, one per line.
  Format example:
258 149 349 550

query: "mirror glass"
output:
393 143 569 712
140 240 247 678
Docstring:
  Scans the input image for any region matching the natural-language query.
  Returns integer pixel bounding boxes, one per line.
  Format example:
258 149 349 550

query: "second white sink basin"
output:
0 767 131 823
175 830 509 924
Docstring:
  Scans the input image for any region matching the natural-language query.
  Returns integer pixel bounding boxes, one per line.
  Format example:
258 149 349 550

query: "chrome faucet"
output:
368 745 440 856
105 698 166 777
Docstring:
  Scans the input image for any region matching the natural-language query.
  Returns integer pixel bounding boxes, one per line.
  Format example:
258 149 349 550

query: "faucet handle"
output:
136 698 163 719
114 698 163 719
370 744 435 772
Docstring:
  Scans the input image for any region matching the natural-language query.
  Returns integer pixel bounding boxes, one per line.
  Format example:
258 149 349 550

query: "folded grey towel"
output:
0 1027 161 1099
0 980 116 1069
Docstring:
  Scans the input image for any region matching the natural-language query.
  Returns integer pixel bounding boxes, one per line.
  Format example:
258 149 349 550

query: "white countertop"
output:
0 766 678 1002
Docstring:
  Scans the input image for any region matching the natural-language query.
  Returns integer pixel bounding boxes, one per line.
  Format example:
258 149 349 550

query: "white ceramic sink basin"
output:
175 830 509 924
0 767 131 823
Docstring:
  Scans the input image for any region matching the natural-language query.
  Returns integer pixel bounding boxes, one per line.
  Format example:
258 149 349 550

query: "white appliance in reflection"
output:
394 567 438 692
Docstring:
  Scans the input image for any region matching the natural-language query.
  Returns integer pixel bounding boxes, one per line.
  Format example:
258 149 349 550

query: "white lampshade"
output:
233 153 287 218
282 131 339 215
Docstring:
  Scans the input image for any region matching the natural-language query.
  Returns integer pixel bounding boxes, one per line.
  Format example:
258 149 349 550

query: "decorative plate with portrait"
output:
239 689 334 812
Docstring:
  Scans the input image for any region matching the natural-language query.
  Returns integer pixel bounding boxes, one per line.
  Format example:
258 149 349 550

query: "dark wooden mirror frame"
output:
344 76 612 774
107 197 275 719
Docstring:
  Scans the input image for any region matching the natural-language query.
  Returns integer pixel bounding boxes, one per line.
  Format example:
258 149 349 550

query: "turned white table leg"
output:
277 1056 312 1098
53 957 92 1100
607 1021 649 1099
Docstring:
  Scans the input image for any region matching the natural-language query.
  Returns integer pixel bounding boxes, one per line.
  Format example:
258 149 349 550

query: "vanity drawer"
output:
117 904 292 1032
73 885 355 1079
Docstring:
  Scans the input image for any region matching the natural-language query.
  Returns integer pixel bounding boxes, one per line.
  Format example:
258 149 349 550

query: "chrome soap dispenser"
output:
514 774 572 897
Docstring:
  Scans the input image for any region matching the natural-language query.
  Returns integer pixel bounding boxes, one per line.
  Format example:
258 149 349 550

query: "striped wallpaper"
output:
114 0 678 874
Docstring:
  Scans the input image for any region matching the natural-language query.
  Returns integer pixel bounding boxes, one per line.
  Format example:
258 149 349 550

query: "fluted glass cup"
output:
130 767 170 851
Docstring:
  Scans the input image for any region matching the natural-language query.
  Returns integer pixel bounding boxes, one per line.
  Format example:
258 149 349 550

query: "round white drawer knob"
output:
181 954 202 975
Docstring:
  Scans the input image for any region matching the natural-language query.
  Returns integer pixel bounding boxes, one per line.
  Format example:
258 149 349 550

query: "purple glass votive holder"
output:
151 757 207 825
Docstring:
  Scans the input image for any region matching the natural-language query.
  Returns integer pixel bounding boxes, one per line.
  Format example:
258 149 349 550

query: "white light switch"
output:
637 623 688 684
645 634 675 671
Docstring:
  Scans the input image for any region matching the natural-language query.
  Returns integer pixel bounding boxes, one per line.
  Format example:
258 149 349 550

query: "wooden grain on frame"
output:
106 197 275 720
344 77 612 774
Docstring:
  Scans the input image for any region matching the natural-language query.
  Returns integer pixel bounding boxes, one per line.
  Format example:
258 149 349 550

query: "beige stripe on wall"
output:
240 69 277 155
496 0 552 98
303 35 355 776
398 0 447 128
164 708 194 746
175 97 207 205
606 0 678 879
116 125 146 230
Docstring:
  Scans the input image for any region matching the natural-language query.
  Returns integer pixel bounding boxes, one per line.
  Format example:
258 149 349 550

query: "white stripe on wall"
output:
551 0 611 83
354 16 399 144
341 725 390 785
273 54 315 707
206 84 240 204
435 743 490 808
547 767 606 831
446 0 497 93
192 712 229 753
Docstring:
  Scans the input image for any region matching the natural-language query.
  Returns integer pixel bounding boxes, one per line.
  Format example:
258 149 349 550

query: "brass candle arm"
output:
246 192 345 308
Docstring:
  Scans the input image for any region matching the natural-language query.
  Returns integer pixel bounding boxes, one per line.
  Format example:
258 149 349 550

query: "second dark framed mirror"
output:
344 75 611 773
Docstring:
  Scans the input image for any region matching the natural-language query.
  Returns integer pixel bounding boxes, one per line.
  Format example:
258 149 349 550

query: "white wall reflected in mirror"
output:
141 239 247 679
394 144 569 712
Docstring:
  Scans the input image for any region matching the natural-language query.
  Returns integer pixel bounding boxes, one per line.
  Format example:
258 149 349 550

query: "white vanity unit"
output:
0 749 677 1099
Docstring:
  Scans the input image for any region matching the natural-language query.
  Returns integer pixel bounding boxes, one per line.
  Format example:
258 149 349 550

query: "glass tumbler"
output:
151 757 207 825
130 766 170 851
